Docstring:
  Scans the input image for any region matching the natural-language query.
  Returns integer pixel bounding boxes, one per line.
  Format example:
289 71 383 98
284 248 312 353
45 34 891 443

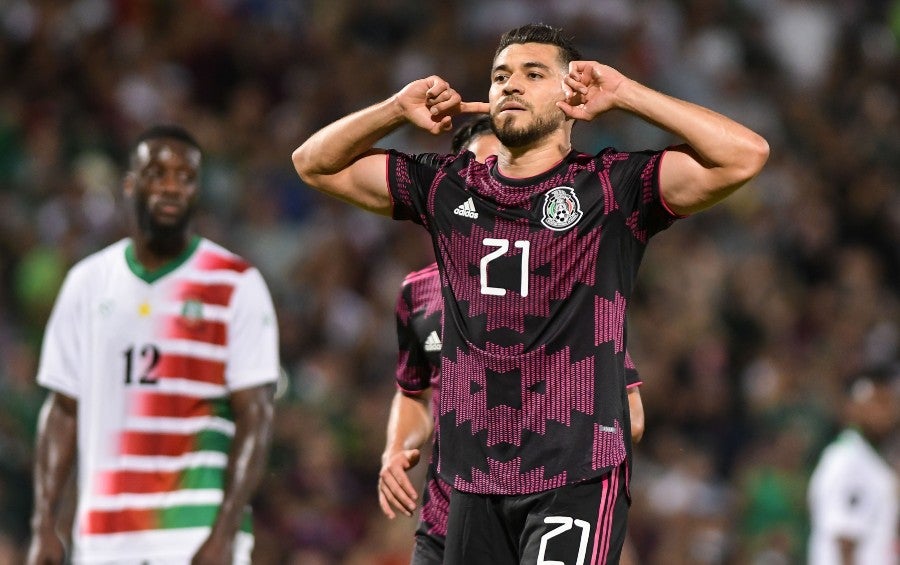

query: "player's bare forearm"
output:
199 384 274 558
379 390 432 518
291 97 404 215
27 392 77 565
292 76 488 215
292 97 404 180
383 390 433 458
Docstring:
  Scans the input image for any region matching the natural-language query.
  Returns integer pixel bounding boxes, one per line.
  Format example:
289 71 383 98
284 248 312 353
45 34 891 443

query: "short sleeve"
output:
36 268 86 398
394 283 432 393
624 349 642 389
386 150 445 228
225 267 280 391
607 149 683 242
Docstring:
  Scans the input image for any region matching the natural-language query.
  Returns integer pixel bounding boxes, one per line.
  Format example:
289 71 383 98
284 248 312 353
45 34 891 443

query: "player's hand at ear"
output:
378 448 422 518
396 77 489 134
557 61 627 122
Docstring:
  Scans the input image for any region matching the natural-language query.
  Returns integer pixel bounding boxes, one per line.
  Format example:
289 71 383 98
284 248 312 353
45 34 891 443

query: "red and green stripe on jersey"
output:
82 504 253 535
83 240 253 536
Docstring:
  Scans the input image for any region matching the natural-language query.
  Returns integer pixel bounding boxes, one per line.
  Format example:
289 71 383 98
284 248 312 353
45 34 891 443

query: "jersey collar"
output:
125 235 201 283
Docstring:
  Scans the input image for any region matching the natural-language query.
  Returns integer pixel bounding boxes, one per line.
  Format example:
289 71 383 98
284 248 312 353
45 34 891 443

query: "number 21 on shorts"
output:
538 516 591 565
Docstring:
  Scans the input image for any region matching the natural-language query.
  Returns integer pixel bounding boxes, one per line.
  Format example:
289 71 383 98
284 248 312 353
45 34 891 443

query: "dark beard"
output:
491 111 562 148
134 197 193 257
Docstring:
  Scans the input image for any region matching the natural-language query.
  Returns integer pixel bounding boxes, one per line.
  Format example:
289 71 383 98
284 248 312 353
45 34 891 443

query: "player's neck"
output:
132 231 193 272
496 134 572 179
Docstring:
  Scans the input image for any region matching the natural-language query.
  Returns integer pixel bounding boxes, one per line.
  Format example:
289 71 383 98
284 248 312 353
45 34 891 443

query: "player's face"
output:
466 133 501 163
489 42 568 148
129 138 200 237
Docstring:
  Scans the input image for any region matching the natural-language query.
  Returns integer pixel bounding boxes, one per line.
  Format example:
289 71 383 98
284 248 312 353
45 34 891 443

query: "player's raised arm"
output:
558 61 769 215
291 76 488 215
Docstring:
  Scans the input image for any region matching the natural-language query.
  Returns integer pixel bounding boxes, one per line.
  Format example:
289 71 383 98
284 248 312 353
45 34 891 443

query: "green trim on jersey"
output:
179 466 227 491
195 429 233 454
125 235 202 283
159 504 253 533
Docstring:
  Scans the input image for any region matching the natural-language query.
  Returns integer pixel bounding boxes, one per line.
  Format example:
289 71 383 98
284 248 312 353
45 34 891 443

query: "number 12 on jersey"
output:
480 238 531 297
123 344 161 385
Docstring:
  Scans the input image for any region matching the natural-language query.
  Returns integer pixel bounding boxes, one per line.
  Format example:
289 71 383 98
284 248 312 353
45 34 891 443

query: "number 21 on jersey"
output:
480 238 531 297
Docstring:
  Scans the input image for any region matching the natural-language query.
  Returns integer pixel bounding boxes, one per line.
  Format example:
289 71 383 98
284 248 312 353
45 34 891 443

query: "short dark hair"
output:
845 362 900 398
451 115 493 153
494 23 581 67
129 124 201 168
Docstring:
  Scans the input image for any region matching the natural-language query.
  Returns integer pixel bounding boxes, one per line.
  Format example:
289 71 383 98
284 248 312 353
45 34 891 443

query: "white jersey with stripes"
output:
37 236 280 564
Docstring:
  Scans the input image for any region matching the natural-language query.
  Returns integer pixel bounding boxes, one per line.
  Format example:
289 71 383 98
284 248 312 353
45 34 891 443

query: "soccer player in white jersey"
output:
807 363 899 565
27 125 280 565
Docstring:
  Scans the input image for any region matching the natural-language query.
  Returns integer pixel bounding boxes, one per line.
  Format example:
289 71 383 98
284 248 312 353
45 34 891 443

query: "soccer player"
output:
379 117 647 564
293 23 768 564
807 364 899 565
27 125 280 565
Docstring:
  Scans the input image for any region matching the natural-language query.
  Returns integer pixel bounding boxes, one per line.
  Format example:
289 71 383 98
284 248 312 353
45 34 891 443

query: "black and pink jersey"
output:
388 148 677 495
395 263 644 537
395 263 448 538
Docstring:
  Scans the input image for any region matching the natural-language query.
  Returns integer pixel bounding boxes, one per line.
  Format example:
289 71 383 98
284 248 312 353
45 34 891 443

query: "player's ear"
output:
123 171 136 198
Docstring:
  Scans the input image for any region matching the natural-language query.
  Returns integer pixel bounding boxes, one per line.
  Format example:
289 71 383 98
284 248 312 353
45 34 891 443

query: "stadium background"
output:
0 1 897 563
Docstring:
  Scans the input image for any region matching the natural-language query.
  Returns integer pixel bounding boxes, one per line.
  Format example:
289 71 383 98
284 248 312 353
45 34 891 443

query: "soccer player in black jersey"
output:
378 117 647 564
294 23 768 565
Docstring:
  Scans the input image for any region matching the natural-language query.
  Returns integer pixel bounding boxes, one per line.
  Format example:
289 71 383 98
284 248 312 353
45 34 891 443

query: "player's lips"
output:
498 98 528 113
153 201 185 216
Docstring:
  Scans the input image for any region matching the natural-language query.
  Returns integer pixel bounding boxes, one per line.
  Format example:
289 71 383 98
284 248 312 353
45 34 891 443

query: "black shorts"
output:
443 465 629 565
411 525 445 565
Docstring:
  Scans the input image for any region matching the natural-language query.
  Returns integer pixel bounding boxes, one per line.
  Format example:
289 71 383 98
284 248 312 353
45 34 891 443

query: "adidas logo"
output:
453 197 479 219
423 331 442 352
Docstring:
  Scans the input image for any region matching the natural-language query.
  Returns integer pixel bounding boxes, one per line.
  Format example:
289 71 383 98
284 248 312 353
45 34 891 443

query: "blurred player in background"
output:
378 117 645 564
807 363 899 565
293 21 767 563
27 125 280 565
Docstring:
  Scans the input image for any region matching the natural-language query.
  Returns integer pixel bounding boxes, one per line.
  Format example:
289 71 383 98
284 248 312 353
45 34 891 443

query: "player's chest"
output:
433 179 602 236
89 271 227 347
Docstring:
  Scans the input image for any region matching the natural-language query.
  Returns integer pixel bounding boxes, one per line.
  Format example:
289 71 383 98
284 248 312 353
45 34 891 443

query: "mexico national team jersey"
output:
396 262 646 535
395 263 447 537
37 236 280 564
388 148 677 495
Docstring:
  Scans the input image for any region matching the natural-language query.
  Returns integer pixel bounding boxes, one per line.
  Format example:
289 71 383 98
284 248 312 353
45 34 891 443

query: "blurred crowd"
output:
0 1 898 563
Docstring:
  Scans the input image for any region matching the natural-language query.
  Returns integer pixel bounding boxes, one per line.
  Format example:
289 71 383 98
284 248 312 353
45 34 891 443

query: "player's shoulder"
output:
390 149 465 170
191 238 256 275
65 239 129 282
401 262 440 289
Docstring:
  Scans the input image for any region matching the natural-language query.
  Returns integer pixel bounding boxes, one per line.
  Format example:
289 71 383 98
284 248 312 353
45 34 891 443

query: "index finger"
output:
460 101 490 114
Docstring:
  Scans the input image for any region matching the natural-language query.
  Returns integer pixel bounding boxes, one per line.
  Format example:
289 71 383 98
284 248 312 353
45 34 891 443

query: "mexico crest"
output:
540 186 583 231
